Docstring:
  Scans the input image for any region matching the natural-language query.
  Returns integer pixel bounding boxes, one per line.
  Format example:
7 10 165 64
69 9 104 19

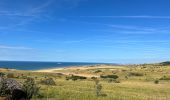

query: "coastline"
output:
1 64 126 78
34 64 123 72
33 64 125 77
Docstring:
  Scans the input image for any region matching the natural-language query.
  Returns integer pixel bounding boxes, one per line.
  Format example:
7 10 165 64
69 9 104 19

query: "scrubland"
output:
0 63 170 100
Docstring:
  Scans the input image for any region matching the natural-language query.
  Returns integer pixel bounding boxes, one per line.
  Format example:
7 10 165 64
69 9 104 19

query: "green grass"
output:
1 64 170 100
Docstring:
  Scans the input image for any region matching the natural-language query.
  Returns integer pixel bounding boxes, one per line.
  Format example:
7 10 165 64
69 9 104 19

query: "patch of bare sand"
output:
34 65 122 77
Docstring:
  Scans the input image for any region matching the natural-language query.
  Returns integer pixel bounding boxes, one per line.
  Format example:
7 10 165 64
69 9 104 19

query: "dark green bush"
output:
160 61 170 66
154 80 159 84
100 93 107 97
94 70 102 73
128 72 143 76
108 78 120 83
0 72 5 77
100 75 119 79
159 76 170 80
66 75 87 81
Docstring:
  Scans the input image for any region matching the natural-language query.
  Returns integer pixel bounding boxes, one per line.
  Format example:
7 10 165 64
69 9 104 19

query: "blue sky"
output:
0 0 170 64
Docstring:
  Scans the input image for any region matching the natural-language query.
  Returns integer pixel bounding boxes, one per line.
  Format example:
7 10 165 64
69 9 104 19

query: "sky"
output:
0 0 170 64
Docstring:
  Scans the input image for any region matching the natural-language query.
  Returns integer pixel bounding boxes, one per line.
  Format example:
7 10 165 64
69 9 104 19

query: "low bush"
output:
20 76 28 79
160 61 170 66
159 76 170 80
108 78 120 83
0 72 5 77
94 70 102 73
100 93 107 97
115 79 121 83
128 72 144 76
125 76 128 79
91 77 97 80
108 79 114 83
40 78 56 85
22 78 40 99
154 80 159 84
7 73 15 78
100 75 119 79
66 75 87 81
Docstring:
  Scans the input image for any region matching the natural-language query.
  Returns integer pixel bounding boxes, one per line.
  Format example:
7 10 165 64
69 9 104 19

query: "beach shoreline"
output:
33 64 125 77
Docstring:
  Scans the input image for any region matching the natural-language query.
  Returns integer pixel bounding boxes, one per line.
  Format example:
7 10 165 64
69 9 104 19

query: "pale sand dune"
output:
34 65 119 72
33 65 123 77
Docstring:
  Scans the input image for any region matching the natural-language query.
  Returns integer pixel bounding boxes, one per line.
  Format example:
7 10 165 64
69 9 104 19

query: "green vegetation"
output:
0 72 5 77
66 75 87 81
94 69 102 73
100 74 119 79
7 73 15 78
154 79 159 84
0 64 170 100
160 61 170 66
159 76 170 80
128 72 144 76
22 78 40 99
40 78 56 85
95 81 102 96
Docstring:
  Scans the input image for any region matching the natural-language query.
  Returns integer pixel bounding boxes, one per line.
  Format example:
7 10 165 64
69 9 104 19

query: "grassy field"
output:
0 64 170 100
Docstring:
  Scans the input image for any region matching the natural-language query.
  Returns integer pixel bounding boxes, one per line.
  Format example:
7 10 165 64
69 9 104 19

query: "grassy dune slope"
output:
0 64 170 100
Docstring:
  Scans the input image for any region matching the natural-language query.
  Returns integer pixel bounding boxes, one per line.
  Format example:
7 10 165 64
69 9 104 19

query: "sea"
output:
0 61 106 70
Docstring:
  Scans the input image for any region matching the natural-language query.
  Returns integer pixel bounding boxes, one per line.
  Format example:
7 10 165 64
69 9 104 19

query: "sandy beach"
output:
33 64 124 77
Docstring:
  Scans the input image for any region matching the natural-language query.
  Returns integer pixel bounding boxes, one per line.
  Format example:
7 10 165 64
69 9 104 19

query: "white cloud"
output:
79 15 170 19
0 45 33 50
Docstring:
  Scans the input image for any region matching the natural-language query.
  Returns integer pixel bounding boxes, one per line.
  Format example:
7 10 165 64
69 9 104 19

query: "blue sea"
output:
0 61 106 70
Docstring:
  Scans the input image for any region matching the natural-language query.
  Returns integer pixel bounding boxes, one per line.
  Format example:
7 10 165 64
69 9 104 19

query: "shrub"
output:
100 75 119 79
108 78 120 83
128 72 143 76
40 78 56 100
159 76 170 80
91 77 97 80
22 78 40 99
94 70 102 73
100 93 107 97
66 75 87 81
21 76 28 79
0 72 5 77
108 79 114 83
154 80 159 84
40 78 56 85
7 73 15 78
160 61 170 66
125 76 128 79
115 79 121 83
